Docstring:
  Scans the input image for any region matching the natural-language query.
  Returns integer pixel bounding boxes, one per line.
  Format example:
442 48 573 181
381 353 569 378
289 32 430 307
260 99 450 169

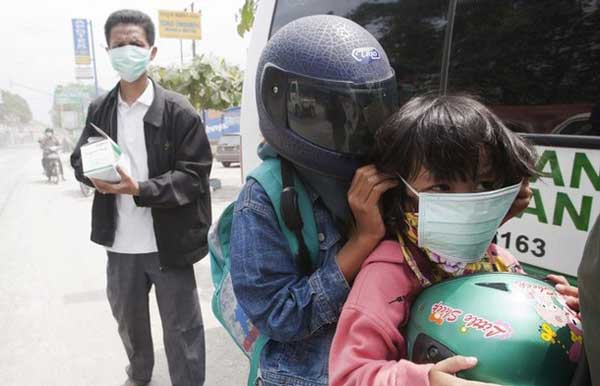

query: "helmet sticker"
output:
515 281 575 329
427 302 513 340
462 314 513 340
539 323 558 343
538 321 583 362
515 280 584 362
429 302 463 325
351 47 381 64
568 320 583 362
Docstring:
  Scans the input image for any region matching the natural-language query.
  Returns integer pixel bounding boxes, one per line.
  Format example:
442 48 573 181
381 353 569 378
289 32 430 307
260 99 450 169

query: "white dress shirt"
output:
108 80 158 254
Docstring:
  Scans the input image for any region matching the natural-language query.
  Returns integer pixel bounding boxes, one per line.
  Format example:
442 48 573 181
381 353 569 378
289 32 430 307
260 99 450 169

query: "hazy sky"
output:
0 0 250 124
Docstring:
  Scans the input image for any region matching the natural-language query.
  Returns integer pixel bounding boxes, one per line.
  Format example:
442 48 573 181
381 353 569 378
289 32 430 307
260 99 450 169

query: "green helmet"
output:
405 273 582 386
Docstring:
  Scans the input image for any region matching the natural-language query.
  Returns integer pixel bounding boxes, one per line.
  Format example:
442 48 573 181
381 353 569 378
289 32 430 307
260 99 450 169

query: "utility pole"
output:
190 2 197 58
180 39 184 69
178 3 198 67
180 6 188 68
88 19 100 97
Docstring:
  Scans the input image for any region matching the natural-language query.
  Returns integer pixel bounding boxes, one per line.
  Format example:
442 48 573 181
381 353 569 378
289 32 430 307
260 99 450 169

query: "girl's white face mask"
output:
400 177 522 263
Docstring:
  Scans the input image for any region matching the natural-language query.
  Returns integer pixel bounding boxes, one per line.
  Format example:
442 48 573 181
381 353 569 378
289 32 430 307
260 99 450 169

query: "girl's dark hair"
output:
105 9 155 46
371 93 538 237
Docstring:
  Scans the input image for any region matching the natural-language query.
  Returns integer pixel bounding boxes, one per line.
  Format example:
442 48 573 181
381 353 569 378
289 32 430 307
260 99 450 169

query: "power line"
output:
8 81 53 98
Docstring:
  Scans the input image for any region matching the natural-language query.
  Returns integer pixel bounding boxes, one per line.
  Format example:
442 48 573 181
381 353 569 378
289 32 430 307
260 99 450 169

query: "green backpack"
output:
208 157 320 386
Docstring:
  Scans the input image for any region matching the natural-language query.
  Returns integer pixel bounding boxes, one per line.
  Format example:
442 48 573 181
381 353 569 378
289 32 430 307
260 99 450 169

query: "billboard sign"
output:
158 10 202 40
72 19 91 65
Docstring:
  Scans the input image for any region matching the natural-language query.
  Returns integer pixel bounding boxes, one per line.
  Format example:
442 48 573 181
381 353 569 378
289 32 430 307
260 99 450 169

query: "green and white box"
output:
81 123 122 182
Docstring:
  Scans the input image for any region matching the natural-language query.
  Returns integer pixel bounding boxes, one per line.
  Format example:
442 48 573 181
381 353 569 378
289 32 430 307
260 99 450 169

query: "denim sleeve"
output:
229 179 350 343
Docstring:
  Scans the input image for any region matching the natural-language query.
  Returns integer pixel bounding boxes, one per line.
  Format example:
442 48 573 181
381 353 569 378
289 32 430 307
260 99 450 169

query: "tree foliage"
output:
236 0 258 37
149 54 244 111
0 90 33 124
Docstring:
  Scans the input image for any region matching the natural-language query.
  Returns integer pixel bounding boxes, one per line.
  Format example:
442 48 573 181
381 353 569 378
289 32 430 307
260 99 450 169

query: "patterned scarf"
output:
398 213 520 287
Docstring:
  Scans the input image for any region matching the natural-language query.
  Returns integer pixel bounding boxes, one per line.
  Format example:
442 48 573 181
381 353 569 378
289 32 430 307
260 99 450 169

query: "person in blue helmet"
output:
229 15 531 386
229 15 399 386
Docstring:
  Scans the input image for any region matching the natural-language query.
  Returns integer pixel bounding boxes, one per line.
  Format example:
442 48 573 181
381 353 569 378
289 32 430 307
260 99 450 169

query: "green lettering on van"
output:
521 188 548 224
532 150 564 187
553 192 592 232
570 152 600 191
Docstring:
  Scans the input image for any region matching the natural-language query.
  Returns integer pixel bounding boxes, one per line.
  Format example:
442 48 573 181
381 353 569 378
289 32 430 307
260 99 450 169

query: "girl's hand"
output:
502 180 532 224
336 165 398 283
429 356 501 386
547 274 580 313
347 165 398 247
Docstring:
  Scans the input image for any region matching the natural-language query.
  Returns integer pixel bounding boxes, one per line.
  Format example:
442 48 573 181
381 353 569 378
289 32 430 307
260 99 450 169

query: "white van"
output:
240 0 600 280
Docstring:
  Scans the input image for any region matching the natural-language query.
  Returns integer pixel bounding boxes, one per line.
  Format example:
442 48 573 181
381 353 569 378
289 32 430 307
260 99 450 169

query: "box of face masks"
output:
81 123 122 183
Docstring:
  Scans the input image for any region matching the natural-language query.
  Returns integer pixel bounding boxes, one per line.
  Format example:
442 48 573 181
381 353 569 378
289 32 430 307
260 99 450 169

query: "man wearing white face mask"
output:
70 9 211 386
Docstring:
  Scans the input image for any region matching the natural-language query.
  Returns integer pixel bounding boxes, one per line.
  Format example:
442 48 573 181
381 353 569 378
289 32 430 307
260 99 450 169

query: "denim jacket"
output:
230 175 350 386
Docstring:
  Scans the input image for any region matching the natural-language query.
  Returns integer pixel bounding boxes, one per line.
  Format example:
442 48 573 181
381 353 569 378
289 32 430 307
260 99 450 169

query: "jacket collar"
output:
143 78 165 128
108 76 165 128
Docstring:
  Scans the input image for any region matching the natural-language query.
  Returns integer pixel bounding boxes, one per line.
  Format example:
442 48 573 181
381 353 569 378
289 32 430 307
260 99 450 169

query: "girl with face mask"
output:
328 94 574 386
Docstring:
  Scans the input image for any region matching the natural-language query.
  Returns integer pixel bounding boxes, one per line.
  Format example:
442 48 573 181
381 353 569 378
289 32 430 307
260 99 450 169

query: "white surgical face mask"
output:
401 177 522 263
109 45 151 83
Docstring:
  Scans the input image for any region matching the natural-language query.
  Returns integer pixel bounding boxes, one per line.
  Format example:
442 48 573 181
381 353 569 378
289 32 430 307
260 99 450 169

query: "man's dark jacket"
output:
71 80 212 268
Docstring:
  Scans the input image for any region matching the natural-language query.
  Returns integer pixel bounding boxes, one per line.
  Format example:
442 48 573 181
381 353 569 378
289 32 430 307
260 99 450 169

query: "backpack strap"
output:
249 157 320 268
248 335 269 386
245 158 320 386
280 157 313 275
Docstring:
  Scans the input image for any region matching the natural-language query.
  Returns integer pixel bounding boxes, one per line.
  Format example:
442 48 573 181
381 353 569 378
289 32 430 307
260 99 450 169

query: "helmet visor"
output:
262 65 398 156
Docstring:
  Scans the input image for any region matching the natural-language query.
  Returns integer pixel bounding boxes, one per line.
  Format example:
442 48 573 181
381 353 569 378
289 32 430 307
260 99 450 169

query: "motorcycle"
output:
43 145 62 184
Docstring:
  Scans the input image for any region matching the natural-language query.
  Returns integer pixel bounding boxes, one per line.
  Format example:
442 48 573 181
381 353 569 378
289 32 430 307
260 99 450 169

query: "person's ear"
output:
150 46 158 61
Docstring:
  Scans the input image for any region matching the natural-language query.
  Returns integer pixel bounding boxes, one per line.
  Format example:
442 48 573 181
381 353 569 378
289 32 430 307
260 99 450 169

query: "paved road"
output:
0 144 248 386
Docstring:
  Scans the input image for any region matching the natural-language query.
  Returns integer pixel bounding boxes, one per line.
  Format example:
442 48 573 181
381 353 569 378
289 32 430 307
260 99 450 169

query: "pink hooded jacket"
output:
329 240 521 386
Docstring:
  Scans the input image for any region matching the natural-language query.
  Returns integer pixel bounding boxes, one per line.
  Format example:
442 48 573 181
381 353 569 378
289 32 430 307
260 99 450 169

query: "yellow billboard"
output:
158 10 202 40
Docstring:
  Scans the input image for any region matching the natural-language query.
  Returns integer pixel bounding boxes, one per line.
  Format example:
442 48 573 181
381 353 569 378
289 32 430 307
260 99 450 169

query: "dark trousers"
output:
106 252 205 386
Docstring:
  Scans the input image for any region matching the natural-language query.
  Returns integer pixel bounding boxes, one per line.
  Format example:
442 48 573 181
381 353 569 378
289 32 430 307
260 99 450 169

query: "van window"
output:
270 0 450 105
448 0 600 135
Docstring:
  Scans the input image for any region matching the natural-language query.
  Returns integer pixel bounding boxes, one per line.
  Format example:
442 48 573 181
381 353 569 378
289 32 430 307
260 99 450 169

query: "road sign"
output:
55 89 85 105
55 95 81 105
72 19 91 65
158 10 202 40
75 66 94 80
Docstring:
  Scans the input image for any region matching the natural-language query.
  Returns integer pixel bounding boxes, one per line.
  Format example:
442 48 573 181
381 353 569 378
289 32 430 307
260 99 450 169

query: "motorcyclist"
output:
39 128 65 180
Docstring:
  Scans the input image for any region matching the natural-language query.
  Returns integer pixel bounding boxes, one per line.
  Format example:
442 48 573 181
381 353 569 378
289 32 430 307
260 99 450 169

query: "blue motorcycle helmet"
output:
256 15 398 180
